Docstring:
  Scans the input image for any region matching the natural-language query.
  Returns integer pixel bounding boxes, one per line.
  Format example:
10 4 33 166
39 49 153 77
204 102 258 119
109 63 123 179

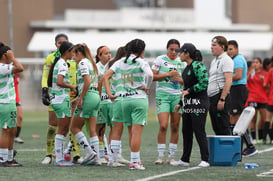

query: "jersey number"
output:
122 74 134 87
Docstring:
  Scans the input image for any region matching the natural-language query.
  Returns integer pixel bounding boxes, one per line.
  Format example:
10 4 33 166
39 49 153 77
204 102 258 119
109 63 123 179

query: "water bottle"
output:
244 163 259 169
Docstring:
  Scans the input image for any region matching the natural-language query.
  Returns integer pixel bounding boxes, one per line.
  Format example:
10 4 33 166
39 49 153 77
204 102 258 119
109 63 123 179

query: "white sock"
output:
64 142 72 155
90 136 99 159
99 142 104 159
131 152 140 164
103 134 109 157
168 143 177 158
75 131 93 156
157 144 166 158
110 140 121 162
118 140 122 159
108 144 113 162
0 148 8 163
8 150 13 161
55 134 66 162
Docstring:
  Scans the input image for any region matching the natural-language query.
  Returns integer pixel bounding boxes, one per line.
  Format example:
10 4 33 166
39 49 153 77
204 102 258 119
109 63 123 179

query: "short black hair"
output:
228 40 238 49
166 39 180 49
55 33 68 43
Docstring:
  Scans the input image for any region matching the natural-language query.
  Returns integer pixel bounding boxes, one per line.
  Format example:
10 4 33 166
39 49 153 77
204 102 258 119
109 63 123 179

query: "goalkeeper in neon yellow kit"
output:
41 33 82 164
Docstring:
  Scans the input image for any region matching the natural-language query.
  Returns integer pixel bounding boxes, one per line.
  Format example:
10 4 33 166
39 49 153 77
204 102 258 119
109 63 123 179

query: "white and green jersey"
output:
151 55 186 96
0 63 15 103
49 58 70 104
97 61 112 103
77 58 98 93
111 54 153 99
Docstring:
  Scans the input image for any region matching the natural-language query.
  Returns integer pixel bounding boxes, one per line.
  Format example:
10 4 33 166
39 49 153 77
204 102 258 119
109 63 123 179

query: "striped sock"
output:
55 134 65 162
157 144 166 158
168 143 177 158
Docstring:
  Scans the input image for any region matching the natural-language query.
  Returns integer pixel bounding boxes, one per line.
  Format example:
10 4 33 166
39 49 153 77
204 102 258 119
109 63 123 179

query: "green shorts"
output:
0 102 17 129
74 91 100 118
51 97 72 118
122 98 148 127
97 102 113 126
112 99 123 123
156 94 182 114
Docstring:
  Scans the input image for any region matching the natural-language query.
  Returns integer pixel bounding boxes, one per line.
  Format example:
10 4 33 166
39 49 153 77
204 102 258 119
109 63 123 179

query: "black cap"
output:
59 41 74 55
175 43 196 56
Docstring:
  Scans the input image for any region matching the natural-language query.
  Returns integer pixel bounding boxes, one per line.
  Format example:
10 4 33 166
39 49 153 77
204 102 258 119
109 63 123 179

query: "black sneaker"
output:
242 148 258 157
7 159 22 167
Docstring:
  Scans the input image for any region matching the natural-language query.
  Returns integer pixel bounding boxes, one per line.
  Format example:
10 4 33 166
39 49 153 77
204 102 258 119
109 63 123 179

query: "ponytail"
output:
47 56 60 87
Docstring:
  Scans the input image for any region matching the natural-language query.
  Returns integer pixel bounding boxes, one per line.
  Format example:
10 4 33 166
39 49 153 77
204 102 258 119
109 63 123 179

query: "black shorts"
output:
266 104 273 113
248 102 267 109
230 85 248 115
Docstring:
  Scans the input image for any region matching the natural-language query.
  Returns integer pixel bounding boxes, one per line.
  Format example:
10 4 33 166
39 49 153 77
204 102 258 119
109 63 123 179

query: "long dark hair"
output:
74 44 98 75
47 56 61 87
108 46 126 68
124 39 145 64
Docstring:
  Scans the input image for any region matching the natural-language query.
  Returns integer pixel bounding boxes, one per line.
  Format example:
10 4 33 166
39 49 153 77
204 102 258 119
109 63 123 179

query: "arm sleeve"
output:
223 58 234 73
189 62 208 93
0 64 13 75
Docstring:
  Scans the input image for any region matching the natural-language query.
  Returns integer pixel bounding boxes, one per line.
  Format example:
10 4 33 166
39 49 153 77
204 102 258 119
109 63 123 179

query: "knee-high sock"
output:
55 134 65 162
69 132 81 157
46 125 57 156
75 131 93 156
90 136 99 159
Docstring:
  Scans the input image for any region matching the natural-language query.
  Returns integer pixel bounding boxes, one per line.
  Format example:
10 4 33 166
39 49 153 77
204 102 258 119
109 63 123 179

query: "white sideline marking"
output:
255 146 273 177
257 146 273 154
135 167 201 181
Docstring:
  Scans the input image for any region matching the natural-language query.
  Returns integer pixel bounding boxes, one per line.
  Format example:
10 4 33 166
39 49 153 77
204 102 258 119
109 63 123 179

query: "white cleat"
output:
198 161 210 167
118 157 130 164
100 157 108 164
41 156 52 164
167 157 176 164
14 137 24 144
108 161 125 167
154 157 165 165
129 162 145 170
170 160 190 166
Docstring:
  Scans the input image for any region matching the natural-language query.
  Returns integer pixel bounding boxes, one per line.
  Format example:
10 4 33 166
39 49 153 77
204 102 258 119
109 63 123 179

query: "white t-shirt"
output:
207 52 234 97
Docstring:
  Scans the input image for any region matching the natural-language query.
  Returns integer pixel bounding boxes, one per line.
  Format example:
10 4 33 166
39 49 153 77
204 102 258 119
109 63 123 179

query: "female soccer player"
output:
172 43 210 167
104 39 153 170
47 41 76 167
0 42 24 167
95 45 112 163
247 58 268 145
152 39 186 164
70 44 100 165
41 34 81 164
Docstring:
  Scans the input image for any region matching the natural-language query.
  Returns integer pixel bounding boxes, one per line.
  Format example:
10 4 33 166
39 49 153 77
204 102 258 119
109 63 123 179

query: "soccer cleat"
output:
198 161 210 167
170 160 190 166
154 157 164 165
7 159 23 167
100 157 108 164
242 148 258 157
54 160 74 167
81 153 97 165
118 157 130 164
129 162 145 170
64 153 71 161
256 139 263 144
167 157 176 164
107 161 125 167
41 156 52 164
14 137 24 144
73 156 84 164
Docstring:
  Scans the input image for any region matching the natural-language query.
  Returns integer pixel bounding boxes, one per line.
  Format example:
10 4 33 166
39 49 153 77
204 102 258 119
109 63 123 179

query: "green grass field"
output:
1 110 273 181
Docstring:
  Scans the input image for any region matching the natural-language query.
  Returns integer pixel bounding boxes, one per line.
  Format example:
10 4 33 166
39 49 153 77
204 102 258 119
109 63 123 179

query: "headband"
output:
98 46 109 56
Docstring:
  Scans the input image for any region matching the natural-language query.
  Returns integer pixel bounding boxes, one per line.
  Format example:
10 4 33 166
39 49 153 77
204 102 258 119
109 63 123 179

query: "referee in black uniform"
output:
171 43 210 167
